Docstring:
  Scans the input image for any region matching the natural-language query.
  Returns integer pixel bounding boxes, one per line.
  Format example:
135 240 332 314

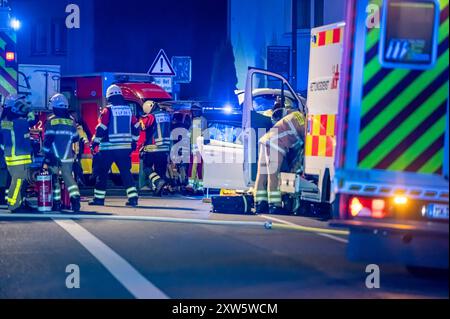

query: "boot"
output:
88 198 104 206
254 201 269 214
71 196 81 212
126 196 138 207
154 179 167 197
269 204 289 215
53 201 62 212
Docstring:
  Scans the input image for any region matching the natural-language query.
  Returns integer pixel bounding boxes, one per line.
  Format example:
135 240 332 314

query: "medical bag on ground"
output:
211 195 255 215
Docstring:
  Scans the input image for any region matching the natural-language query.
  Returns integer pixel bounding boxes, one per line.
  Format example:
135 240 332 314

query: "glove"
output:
90 143 99 155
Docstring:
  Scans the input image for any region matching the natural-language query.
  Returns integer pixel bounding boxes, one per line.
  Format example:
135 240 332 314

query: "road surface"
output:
0 196 448 299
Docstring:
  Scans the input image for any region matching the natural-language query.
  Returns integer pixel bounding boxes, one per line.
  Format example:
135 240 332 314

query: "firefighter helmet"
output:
106 84 123 99
50 93 69 109
8 94 30 116
143 100 158 114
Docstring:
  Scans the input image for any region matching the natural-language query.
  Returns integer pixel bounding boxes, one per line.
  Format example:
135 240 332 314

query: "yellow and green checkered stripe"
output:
0 30 18 97
358 0 449 175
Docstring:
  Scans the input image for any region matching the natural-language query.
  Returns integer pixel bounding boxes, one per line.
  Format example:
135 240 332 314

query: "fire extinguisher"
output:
60 179 71 209
37 170 52 212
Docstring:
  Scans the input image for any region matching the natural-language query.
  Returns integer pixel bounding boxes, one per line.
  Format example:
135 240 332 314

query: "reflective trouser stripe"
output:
255 190 268 202
94 189 106 199
68 185 80 198
7 178 22 206
126 187 138 199
268 191 282 205
53 188 61 201
149 172 161 187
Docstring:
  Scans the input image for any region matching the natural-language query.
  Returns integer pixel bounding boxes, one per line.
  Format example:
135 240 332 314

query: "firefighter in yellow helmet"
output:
254 100 306 214
0 94 36 212
43 93 81 212
138 100 171 196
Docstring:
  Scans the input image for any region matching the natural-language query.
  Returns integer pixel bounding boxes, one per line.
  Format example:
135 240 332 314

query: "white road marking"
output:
53 219 169 299
260 215 349 244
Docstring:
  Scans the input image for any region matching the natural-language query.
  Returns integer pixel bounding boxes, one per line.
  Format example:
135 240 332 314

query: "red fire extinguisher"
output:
37 170 52 212
60 179 71 209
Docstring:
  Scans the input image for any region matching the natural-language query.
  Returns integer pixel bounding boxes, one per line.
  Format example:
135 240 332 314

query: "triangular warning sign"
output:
148 49 176 76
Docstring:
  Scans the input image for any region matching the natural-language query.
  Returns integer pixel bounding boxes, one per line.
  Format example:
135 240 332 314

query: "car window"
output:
208 123 243 145
253 95 296 113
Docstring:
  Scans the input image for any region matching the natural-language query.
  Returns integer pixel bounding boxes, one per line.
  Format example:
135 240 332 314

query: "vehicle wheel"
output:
406 266 449 278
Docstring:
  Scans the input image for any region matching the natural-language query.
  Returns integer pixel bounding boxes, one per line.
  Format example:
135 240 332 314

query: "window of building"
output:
297 0 324 29
30 21 48 56
51 19 67 56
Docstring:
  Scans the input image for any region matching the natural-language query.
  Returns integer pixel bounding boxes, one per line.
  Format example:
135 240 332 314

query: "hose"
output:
0 213 349 236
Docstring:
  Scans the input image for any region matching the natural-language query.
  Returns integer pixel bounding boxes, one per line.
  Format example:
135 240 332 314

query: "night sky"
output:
92 0 228 99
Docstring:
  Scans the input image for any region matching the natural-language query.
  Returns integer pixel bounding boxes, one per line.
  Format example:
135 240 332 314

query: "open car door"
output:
242 68 307 187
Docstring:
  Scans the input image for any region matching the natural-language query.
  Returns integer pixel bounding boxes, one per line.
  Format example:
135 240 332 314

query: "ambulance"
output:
203 0 449 270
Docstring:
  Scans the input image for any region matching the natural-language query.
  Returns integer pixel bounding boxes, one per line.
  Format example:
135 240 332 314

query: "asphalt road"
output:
0 196 448 299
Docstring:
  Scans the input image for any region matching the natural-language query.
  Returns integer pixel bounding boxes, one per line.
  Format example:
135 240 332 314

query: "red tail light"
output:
349 196 387 219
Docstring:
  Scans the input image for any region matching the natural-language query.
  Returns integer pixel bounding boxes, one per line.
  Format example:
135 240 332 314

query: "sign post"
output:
148 49 176 94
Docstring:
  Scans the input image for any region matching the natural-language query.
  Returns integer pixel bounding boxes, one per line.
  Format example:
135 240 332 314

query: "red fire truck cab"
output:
60 73 172 178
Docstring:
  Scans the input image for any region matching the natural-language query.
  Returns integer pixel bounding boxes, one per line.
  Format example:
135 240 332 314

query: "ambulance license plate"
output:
426 204 449 220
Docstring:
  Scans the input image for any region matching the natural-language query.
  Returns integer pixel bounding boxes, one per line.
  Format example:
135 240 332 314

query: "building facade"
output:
229 0 347 91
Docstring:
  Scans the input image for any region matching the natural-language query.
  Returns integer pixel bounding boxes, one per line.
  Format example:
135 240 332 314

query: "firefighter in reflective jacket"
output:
43 94 81 212
0 102 8 206
138 101 171 196
89 85 140 206
0 95 36 212
254 103 306 215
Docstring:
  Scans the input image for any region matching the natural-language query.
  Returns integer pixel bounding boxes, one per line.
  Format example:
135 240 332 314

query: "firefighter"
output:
0 102 7 206
89 85 140 206
0 95 35 212
138 100 171 196
43 94 81 212
254 101 306 214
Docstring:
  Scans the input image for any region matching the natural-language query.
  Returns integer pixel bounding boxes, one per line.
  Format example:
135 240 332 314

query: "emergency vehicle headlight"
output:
393 196 408 205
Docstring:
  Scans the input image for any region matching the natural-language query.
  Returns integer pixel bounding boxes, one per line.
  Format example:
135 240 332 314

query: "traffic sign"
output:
153 76 173 93
148 49 176 76
172 56 192 83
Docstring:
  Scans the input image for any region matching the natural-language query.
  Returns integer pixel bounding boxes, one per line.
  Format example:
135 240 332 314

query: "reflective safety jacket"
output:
259 111 306 156
139 110 172 153
93 104 140 151
43 114 80 163
0 117 32 167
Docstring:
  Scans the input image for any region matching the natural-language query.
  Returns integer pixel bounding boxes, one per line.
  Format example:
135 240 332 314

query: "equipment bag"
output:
211 195 255 215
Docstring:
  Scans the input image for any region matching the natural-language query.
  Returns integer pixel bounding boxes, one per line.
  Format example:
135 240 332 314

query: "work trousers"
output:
142 151 168 188
254 141 285 207
6 164 30 211
94 149 138 201
49 161 80 201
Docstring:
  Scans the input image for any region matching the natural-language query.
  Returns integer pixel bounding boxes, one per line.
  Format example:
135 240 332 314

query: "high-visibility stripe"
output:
0 31 18 96
357 0 449 174
9 178 22 206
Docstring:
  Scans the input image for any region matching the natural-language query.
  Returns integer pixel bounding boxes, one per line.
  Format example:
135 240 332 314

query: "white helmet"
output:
143 100 157 114
6 94 30 115
50 93 69 109
106 84 123 99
